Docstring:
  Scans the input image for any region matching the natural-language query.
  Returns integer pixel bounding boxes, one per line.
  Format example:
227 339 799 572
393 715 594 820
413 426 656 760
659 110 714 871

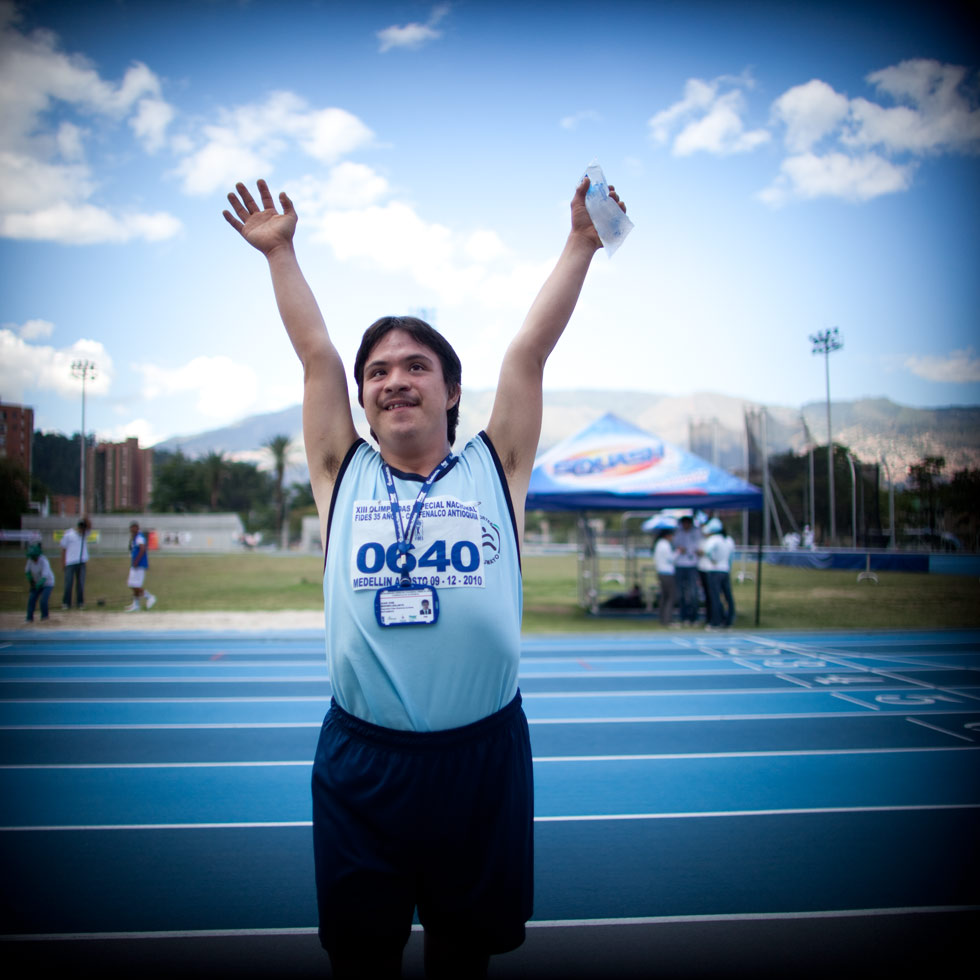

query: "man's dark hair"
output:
353 316 462 445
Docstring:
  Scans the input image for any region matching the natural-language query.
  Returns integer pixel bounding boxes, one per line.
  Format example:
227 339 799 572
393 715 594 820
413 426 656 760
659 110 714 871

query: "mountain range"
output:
154 391 980 485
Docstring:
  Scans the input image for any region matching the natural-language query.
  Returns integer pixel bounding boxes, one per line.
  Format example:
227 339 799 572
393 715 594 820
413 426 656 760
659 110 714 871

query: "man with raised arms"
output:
224 175 625 979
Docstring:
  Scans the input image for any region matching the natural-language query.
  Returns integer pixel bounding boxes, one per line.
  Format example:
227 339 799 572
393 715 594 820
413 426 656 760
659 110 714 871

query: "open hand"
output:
223 179 297 254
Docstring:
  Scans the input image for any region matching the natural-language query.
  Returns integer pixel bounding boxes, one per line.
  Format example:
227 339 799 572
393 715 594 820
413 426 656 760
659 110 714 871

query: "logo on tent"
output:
549 439 663 483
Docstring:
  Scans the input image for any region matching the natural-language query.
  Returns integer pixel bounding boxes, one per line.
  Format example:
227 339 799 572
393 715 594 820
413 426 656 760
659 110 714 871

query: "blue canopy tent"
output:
528 413 763 511
526 413 763 615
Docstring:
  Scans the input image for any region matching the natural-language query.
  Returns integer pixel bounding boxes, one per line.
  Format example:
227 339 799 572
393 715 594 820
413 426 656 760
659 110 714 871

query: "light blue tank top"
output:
323 432 522 731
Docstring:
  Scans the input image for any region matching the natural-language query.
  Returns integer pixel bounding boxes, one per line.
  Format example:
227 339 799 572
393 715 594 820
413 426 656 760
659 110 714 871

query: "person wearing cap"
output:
125 521 156 612
60 517 91 610
696 518 716 627
703 518 736 629
25 542 55 623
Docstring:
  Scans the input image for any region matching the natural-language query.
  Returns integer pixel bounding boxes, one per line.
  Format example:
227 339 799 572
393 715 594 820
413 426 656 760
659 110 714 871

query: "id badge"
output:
375 585 439 627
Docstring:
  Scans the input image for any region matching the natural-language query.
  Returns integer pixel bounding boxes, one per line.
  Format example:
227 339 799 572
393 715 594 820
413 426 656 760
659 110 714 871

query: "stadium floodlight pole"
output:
809 328 843 544
70 359 96 516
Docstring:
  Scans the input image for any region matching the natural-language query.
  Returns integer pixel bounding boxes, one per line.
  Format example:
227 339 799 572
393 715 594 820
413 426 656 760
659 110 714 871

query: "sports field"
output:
2 552 978 630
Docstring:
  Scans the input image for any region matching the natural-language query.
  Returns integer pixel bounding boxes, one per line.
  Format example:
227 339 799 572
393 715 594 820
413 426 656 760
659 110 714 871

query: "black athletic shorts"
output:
311 692 534 956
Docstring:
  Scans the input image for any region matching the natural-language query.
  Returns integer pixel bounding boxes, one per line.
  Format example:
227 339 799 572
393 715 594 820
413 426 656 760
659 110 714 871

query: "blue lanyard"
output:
381 454 454 583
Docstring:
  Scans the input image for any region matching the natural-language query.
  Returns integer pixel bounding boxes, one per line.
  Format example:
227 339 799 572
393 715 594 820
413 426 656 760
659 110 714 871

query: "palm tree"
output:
201 450 227 511
263 434 292 547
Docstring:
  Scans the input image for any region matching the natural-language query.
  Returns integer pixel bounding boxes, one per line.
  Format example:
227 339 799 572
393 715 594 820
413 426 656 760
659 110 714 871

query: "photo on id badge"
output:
375 584 439 627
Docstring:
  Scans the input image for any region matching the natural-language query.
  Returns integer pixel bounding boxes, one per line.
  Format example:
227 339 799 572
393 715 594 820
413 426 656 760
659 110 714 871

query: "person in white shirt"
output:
696 520 716 627
60 518 90 609
704 521 737 628
672 515 700 625
652 528 676 626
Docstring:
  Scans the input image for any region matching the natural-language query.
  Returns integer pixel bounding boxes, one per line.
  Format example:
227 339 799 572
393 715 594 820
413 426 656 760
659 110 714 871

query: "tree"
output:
287 480 317 542
151 451 207 512
32 431 85 495
263 434 292 546
0 457 30 527
201 451 228 511
217 460 275 533
907 455 945 537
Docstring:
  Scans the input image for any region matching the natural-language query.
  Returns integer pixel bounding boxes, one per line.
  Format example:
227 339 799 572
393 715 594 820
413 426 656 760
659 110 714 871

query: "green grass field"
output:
3 551 978 631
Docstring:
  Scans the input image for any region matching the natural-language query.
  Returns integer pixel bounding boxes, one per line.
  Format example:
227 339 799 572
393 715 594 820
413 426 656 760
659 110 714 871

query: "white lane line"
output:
831 692 880 710
530 709 980 723
532 745 979 762
4 802 977 832
6 905 976 942
0 760 313 769
7 680 913 703
905 716 976 742
534 803 980 822
0 677 328 685
5 705 980 732
0 723 323 730
3 744 976 769
526 905 979 927
523 686 909 699
0 696 330 703
1 821 314 831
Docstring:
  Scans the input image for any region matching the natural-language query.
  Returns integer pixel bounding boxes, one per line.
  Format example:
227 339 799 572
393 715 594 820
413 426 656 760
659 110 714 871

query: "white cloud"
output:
762 59 980 204
905 347 980 384
377 4 449 53
464 229 508 263
174 93 373 195
560 109 601 131
649 76 769 156
12 318 54 340
674 90 771 155
307 195 537 311
134 355 260 422
291 163 390 210
0 9 181 243
130 96 176 153
653 60 979 205
302 108 375 163
759 151 914 206
856 60 980 153
771 79 850 153
2 202 181 243
97 417 162 447
0 328 113 401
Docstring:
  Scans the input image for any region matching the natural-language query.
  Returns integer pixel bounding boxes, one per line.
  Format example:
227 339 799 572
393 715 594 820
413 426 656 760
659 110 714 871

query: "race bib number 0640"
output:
349 496 485 591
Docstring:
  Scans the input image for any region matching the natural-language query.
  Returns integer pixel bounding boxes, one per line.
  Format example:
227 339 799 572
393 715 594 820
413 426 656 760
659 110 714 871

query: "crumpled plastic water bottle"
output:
583 160 634 256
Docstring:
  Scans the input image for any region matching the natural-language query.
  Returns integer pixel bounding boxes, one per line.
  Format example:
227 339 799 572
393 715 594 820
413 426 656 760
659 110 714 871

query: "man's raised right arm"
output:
223 180 358 525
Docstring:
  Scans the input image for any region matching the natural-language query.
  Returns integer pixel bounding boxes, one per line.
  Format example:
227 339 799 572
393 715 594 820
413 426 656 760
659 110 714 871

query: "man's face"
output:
361 329 459 450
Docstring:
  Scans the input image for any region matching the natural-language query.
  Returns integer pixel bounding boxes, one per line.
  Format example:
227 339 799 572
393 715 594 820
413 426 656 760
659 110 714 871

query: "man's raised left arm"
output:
486 177 625 537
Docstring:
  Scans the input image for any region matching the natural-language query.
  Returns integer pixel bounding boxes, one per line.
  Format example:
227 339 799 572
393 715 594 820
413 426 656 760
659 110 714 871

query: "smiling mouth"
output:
384 400 417 411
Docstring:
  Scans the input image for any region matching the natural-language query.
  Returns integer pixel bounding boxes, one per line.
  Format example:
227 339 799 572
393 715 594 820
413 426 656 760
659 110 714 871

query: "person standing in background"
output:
653 527 677 627
60 517 91 610
672 515 700 626
704 519 737 629
125 521 156 612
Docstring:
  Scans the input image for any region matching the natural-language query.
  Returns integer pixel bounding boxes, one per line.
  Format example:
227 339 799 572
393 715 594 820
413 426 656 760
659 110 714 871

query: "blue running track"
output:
1 627 977 978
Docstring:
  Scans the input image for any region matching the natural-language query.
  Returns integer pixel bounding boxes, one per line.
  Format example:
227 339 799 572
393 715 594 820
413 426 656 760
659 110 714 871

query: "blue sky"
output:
1 0 978 448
